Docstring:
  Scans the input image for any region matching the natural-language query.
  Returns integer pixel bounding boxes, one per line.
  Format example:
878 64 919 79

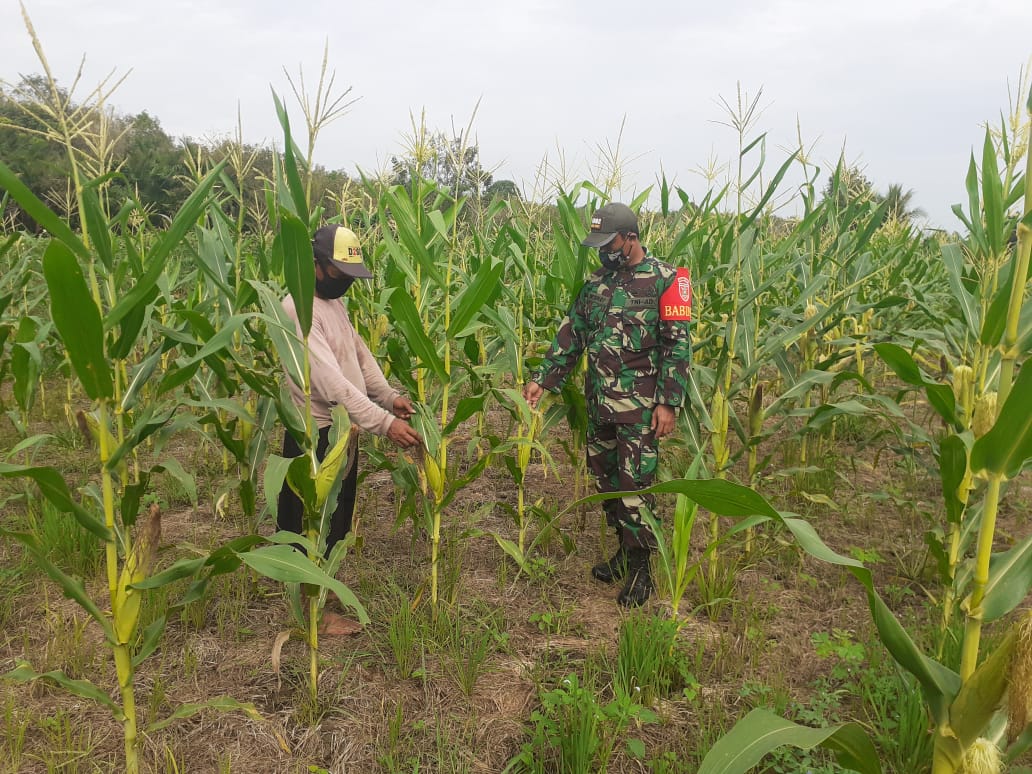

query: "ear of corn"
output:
112 504 161 644
314 427 352 506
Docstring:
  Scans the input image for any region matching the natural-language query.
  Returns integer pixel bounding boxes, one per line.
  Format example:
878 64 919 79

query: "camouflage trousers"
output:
586 415 659 550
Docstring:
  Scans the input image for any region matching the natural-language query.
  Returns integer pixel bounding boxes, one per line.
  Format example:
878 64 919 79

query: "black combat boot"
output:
617 547 654 607
591 542 629 584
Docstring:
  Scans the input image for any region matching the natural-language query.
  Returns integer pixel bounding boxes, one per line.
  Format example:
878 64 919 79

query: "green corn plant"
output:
372 165 503 611
563 467 1032 773
645 455 705 621
235 99 370 705
0 150 293 771
490 389 560 573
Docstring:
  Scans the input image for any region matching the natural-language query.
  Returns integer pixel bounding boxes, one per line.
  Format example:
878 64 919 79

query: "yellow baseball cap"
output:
312 225 373 279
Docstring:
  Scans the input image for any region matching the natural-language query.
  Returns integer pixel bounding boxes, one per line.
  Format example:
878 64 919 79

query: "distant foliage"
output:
0 74 354 232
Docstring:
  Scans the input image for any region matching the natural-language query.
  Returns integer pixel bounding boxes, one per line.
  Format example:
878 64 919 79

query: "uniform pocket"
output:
621 312 658 353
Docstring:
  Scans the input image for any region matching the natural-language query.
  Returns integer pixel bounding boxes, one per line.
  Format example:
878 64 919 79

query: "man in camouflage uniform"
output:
523 202 692 607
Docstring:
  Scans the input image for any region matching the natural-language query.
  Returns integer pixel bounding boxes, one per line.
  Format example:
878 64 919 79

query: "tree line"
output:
0 74 514 233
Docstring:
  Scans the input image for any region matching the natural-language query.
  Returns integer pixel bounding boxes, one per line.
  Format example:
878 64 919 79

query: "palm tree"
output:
882 183 926 223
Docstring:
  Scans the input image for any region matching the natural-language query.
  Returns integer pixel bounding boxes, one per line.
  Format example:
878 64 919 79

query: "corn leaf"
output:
42 240 112 400
79 181 113 271
697 708 881 774
153 458 198 508
971 362 1032 478
271 91 309 221
874 343 958 426
6 661 123 720
105 162 224 330
285 455 317 514
939 434 970 525
448 258 504 338
237 545 369 623
0 160 87 259
264 529 320 557
0 529 115 641
387 286 447 382
132 616 168 669
252 280 306 391
443 394 489 436
278 214 314 337
941 243 980 334
982 130 1005 257
263 455 293 521
0 463 110 540
492 534 527 570
196 226 235 300
146 695 267 734
981 534 1032 621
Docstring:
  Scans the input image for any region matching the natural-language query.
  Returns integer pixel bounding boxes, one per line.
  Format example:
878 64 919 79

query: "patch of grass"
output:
26 498 103 579
39 608 101 679
32 707 104 773
438 605 500 697
615 610 696 704
0 696 30 774
510 670 658 774
384 588 421 680
527 597 582 637
0 549 34 632
375 703 410 772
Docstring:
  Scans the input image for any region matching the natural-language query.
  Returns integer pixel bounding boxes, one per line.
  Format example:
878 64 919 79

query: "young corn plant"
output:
373 168 502 611
0 150 282 772
490 389 560 574
702 88 1032 773
239 101 370 706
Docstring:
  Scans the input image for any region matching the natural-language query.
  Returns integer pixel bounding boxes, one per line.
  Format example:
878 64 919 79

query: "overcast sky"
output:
2 0 1030 230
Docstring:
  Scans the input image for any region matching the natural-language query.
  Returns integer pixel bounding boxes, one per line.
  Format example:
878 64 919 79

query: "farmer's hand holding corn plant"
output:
524 202 693 609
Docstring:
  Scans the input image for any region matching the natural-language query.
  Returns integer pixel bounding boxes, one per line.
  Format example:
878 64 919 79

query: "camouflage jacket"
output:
533 251 693 423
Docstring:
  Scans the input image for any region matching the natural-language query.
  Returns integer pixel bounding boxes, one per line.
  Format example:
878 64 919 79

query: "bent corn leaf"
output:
6 661 123 719
238 544 369 624
698 708 881 774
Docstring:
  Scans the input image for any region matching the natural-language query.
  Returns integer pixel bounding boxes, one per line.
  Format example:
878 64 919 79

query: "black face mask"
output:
599 245 630 271
315 273 354 299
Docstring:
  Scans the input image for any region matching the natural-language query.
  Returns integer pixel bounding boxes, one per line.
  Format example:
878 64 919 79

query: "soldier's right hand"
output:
387 418 422 449
523 381 543 408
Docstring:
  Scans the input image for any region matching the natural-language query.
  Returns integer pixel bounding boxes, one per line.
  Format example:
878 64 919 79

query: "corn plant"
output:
237 99 370 706
699 88 1032 774
490 389 560 573
372 172 503 610
0 152 288 771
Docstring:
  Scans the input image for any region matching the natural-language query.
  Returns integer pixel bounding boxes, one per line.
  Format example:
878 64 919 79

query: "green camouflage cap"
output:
581 202 639 248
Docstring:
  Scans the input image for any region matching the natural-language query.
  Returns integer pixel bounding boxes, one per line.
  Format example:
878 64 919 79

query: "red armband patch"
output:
660 267 692 321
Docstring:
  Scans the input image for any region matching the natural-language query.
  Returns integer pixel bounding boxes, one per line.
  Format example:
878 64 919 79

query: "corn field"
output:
2 28 1032 774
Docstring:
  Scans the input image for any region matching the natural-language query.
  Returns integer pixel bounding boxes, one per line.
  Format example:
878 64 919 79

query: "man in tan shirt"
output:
278 225 421 587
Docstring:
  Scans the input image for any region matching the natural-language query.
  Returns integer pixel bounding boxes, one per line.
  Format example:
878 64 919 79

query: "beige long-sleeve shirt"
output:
282 296 400 434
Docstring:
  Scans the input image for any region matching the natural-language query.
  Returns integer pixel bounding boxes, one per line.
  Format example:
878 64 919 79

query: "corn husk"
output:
112 504 161 644
972 392 998 439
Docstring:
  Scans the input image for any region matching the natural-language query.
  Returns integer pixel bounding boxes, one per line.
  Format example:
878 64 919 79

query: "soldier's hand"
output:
523 381 544 408
392 395 416 419
652 404 677 439
387 418 422 449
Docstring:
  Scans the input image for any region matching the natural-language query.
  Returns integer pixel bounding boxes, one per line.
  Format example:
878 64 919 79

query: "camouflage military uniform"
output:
533 250 692 549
